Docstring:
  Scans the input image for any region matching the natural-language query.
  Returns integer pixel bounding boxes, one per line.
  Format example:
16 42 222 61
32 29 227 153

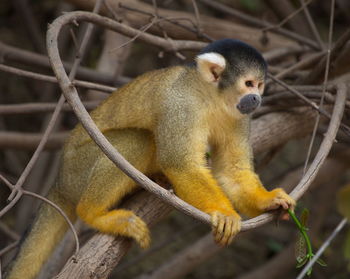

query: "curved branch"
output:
47 9 347 236
47 11 210 225
47 11 346 278
290 83 346 199
48 11 206 51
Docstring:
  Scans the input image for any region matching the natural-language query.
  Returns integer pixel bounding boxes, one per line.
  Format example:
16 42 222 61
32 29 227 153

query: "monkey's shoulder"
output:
65 66 190 148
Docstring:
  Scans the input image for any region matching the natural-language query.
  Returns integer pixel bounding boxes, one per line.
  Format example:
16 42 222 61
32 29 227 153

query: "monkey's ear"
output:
196 52 226 85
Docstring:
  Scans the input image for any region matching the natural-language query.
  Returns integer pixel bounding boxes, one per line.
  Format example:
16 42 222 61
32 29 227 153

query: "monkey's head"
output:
196 39 267 115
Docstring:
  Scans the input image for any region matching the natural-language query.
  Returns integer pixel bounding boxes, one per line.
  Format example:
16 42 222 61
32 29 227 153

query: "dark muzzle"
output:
236 94 261 114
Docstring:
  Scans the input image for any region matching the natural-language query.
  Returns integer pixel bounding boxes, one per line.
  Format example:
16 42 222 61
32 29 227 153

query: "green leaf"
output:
337 184 350 220
300 208 309 227
296 256 308 268
316 258 327 267
295 233 306 264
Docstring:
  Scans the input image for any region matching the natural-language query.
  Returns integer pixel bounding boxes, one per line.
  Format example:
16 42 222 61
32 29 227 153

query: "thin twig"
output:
296 218 348 279
298 28 350 84
0 40 129 86
197 0 319 49
0 101 101 115
303 0 335 175
119 3 213 41
262 0 313 33
269 51 325 82
48 11 206 51
0 241 20 258
0 222 20 240
22 190 80 254
0 131 67 150
290 83 347 200
0 64 116 93
6 95 66 202
110 17 158 53
268 74 350 136
191 0 203 35
13 0 46 53
298 0 324 49
0 178 79 255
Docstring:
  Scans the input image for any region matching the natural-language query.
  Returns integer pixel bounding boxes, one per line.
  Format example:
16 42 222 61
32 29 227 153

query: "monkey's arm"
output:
155 109 240 245
211 120 295 218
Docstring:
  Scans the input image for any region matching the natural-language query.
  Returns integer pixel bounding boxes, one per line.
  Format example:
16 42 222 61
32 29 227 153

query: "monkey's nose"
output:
236 94 261 114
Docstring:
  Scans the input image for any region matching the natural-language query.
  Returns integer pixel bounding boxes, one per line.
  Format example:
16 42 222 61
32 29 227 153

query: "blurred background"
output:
1 0 350 278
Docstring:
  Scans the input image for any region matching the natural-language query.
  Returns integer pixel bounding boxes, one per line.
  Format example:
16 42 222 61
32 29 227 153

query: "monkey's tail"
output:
5 189 76 279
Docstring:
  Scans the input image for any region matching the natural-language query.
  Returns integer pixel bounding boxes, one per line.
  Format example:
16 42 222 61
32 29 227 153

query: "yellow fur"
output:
6 43 295 279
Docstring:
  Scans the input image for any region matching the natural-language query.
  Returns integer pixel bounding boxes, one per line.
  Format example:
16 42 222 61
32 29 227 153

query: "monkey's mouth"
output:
236 94 261 114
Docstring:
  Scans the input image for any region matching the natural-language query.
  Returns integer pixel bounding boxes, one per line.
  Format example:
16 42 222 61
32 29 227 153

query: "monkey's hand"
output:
210 211 241 246
259 188 295 219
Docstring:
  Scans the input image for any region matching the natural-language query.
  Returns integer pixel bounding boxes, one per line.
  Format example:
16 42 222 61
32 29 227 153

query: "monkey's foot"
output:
115 210 151 249
84 209 151 249
260 188 295 219
210 211 241 246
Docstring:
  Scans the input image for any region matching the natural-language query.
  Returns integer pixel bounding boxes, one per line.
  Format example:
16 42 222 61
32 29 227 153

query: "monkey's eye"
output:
245 81 254 87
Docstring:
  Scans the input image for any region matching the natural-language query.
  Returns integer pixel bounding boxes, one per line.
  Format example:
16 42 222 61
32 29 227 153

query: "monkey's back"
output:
69 65 186 146
55 66 187 202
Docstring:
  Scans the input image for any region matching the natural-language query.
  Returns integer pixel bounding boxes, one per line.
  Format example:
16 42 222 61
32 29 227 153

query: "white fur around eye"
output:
196 52 226 68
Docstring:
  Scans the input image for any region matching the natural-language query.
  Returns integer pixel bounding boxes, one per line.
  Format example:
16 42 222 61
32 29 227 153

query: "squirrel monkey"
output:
6 39 295 279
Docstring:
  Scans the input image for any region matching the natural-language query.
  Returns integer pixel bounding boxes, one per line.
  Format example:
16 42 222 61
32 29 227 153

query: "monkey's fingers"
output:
210 212 224 243
211 212 219 231
227 217 241 245
215 215 226 243
221 216 241 246
219 216 233 246
210 212 241 246
262 188 296 213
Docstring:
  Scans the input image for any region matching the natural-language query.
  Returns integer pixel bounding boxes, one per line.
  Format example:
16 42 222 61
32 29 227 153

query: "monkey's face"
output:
234 73 265 115
195 40 267 116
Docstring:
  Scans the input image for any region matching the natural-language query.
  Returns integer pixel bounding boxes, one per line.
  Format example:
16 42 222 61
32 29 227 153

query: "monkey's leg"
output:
167 167 241 246
222 168 295 217
155 113 241 246
76 129 155 248
211 135 295 218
